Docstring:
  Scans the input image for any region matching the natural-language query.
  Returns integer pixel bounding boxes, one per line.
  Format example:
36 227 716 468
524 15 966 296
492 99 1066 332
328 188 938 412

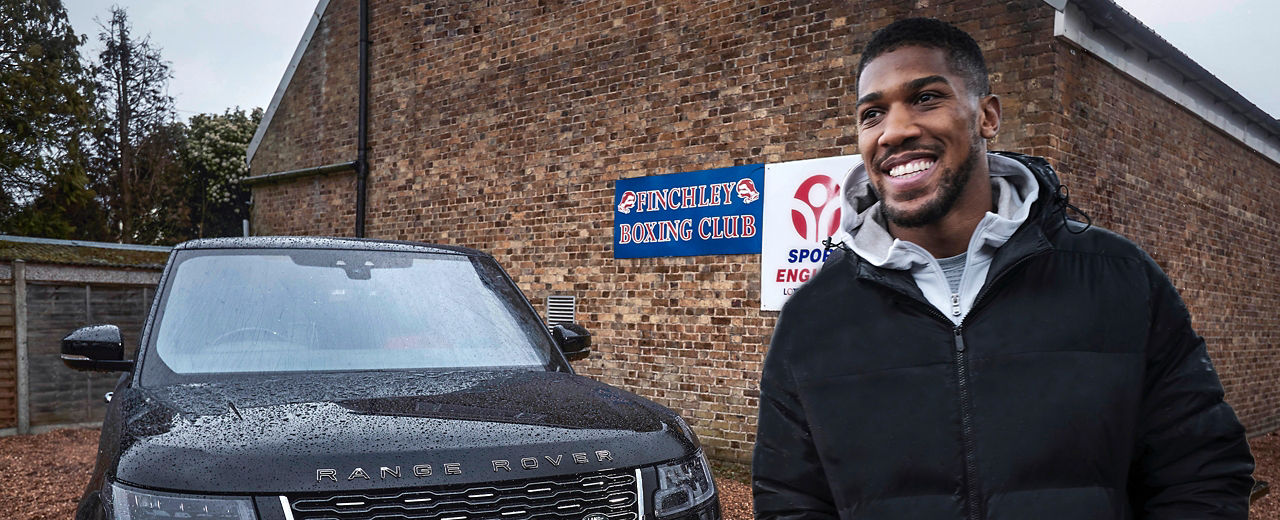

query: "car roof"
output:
172 236 488 257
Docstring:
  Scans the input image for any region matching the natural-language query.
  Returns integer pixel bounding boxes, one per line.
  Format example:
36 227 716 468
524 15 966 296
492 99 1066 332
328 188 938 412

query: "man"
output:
752 17 1254 519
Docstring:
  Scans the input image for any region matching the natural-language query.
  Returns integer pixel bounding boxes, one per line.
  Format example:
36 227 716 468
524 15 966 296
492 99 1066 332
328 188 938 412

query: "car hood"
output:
112 370 695 494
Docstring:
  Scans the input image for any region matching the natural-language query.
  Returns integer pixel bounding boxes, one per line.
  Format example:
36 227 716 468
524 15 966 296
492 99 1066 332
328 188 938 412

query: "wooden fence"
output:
1 256 162 435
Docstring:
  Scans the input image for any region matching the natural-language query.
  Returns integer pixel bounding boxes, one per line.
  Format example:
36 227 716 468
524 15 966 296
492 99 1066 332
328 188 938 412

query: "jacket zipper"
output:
954 325 980 520
893 297 983 520
887 251 1047 520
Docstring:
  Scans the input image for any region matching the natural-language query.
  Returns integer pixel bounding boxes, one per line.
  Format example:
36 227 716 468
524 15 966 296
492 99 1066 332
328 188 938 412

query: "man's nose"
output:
877 106 921 148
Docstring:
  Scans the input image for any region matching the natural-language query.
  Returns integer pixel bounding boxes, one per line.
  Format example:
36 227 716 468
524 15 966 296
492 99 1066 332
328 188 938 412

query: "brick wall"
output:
1039 40 1280 434
249 0 1279 461
248 0 361 236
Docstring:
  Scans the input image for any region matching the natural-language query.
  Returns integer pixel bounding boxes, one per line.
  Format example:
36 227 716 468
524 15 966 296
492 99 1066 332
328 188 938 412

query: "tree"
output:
0 0 104 238
89 5 185 243
123 120 189 244
182 107 262 238
1 163 107 239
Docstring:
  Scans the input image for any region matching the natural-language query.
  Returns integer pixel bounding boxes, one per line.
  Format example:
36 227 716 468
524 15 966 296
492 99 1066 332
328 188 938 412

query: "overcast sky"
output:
63 0 317 117
1113 0 1279 119
61 0 1280 120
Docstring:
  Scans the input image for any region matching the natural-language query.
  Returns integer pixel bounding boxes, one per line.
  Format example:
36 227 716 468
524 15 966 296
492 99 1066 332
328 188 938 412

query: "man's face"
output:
855 45 999 228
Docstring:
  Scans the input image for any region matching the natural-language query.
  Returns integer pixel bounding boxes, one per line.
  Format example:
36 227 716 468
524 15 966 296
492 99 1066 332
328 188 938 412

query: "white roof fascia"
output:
1054 1 1280 165
246 0 333 168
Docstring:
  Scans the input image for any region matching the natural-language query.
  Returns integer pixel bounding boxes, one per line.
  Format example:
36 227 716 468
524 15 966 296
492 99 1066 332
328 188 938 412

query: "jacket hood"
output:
833 152 1073 322
111 370 694 494
837 152 1065 269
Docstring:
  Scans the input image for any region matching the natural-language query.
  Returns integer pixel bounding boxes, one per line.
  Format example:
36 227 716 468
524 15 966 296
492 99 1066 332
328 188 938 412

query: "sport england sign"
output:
760 154 863 310
613 164 764 258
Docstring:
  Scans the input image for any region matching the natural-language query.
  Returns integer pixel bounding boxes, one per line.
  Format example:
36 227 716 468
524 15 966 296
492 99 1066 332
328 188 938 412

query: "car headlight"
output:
653 450 716 517
107 481 255 519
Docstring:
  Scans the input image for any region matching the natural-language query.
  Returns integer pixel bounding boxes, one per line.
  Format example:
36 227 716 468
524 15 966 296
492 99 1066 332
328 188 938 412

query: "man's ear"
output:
978 94 1001 139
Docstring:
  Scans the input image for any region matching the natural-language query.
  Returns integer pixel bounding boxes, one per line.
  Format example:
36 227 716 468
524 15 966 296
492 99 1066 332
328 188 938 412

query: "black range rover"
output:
62 237 720 520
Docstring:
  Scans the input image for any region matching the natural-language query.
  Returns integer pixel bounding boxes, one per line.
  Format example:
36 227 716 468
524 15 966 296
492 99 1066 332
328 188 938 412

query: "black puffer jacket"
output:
752 152 1253 519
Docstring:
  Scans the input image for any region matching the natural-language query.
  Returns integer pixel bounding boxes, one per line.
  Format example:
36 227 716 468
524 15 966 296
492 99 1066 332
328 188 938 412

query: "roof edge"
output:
1057 0 1280 165
0 234 172 252
245 0 333 168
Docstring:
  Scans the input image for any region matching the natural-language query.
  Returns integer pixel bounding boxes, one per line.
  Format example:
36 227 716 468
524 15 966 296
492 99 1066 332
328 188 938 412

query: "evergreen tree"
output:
0 0 104 238
89 6 185 243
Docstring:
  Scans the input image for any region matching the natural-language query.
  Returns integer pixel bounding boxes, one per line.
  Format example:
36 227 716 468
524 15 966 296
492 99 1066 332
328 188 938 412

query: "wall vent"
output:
546 295 577 326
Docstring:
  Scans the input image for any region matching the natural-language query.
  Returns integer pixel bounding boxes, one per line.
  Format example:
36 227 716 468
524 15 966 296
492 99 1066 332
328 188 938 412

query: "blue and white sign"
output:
613 164 765 258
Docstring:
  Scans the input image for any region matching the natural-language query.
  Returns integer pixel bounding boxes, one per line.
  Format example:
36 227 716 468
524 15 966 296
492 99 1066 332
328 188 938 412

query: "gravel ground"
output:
3 427 1276 520
0 428 98 520
709 459 753 520
1249 430 1280 519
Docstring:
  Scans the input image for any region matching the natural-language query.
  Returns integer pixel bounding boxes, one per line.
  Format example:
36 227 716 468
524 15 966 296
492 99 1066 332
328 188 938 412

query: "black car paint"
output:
108 370 693 494
72 237 711 519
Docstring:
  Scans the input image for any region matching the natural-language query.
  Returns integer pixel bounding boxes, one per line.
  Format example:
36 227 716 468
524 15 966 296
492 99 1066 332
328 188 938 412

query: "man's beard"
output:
878 138 983 229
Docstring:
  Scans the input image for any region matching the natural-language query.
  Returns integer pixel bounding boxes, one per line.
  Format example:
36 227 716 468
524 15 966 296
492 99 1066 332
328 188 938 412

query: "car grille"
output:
288 469 640 520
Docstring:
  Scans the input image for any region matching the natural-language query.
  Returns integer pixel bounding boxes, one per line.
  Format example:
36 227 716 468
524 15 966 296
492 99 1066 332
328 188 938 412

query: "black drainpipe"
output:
242 0 373 237
355 0 370 237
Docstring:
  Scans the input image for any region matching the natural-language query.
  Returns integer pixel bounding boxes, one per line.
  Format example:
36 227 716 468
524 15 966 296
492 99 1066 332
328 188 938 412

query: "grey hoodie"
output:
836 153 1040 324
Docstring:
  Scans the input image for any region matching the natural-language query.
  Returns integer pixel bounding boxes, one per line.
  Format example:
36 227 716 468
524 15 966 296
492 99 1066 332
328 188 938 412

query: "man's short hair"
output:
856 18 991 97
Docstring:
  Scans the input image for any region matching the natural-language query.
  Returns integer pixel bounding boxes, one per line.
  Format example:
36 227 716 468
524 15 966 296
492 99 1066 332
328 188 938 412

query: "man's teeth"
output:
889 160 935 178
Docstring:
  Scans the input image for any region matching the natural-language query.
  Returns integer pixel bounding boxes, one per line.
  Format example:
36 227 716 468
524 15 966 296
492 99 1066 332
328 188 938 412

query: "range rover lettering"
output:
63 237 720 520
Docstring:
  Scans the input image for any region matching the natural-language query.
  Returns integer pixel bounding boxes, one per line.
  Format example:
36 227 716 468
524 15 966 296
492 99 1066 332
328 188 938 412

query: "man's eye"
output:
917 93 939 103
860 109 882 123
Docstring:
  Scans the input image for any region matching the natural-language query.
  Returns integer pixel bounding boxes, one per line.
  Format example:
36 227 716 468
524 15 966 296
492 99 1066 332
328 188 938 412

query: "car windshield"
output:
145 248 556 378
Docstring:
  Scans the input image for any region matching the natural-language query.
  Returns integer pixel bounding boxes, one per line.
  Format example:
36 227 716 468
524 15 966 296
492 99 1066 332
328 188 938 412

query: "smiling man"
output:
752 18 1254 519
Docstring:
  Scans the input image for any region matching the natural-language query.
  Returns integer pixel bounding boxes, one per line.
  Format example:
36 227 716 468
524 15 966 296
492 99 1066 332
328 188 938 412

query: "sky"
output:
61 0 1280 120
1110 0 1280 119
63 0 318 117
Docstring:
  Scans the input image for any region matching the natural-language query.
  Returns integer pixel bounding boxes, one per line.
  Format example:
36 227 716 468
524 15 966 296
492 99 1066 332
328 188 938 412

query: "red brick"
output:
249 0 1280 462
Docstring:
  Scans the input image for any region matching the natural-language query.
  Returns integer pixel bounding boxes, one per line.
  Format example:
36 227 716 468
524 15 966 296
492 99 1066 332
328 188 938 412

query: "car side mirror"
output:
551 323 591 361
61 324 134 372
